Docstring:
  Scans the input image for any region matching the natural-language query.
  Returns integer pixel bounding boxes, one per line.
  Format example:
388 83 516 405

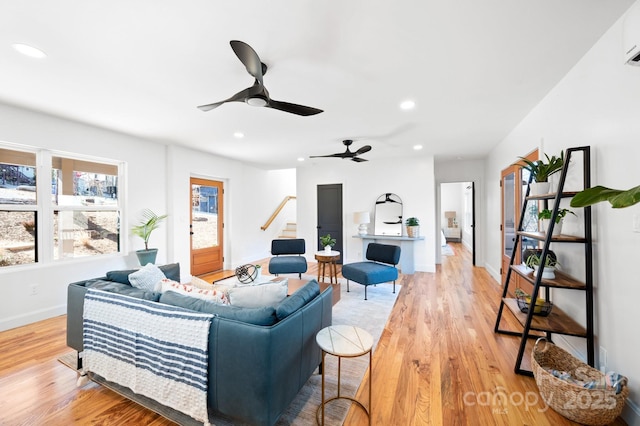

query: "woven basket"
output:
531 339 628 425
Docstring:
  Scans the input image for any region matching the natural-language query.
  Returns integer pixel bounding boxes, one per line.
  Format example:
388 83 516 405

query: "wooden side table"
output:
315 251 340 284
315 325 373 425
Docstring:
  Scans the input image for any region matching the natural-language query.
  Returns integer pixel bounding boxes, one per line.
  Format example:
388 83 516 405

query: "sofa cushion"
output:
159 291 277 326
159 279 228 304
275 279 320 320
268 256 308 275
106 263 181 285
227 280 288 308
85 279 161 301
128 263 166 291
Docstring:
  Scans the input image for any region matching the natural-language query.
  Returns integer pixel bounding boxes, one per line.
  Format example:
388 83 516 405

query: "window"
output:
0 146 123 268
0 148 37 267
51 156 121 260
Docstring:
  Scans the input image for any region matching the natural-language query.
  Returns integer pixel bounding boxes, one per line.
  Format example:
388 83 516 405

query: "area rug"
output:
441 243 455 256
58 278 399 425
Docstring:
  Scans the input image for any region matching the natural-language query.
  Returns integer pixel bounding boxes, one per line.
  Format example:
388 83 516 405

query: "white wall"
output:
0 103 295 331
484 4 640 420
297 156 435 272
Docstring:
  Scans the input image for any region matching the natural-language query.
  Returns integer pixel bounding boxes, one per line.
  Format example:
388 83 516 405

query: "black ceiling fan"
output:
197 40 323 116
310 139 372 162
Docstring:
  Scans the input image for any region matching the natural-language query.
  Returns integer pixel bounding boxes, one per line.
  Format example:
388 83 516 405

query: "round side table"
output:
315 251 340 284
315 325 373 425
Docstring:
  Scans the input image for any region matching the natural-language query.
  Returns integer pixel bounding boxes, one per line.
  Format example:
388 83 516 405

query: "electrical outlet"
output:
599 346 607 372
633 214 640 233
29 284 39 296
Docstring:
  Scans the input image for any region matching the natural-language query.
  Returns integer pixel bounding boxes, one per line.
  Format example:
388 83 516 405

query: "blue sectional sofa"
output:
66 263 332 426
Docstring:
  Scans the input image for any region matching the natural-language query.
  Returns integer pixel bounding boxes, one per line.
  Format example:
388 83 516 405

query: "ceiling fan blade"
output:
197 87 255 112
352 157 368 162
230 40 263 85
267 99 323 116
310 153 343 158
355 145 372 155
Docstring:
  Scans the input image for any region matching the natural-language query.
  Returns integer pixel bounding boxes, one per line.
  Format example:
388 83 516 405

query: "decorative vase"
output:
135 248 158 266
529 182 550 196
406 225 420 238
324 245 332 253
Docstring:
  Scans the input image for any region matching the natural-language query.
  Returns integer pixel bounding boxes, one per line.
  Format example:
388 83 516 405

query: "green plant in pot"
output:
405 217 420 238
320 234 336 252
131 209 167 265
538 208 576 235
518 152 564 195
525 252 560 279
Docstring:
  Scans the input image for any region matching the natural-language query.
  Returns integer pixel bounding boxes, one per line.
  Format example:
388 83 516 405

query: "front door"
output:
190 178 224 275
501 150 538 294
316 184 343 263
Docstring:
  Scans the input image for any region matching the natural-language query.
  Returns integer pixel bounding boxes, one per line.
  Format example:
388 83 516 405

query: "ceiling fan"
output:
310 139 372 162
197 40 323 116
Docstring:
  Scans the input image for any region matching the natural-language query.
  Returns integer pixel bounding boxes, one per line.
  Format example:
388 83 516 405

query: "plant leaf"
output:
570 186 622 208
608 185 640 208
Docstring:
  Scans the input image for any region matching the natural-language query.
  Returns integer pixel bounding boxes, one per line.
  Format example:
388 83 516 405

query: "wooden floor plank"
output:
0 243 627 425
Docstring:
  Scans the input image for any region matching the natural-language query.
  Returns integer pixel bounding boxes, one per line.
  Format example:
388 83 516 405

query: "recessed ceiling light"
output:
12 43 47 59
233 132 244 139
413 145 423 150
400 100 415 110
297 157 305 162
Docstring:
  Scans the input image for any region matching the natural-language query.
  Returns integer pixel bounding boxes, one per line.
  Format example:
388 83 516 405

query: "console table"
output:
354 235 424 274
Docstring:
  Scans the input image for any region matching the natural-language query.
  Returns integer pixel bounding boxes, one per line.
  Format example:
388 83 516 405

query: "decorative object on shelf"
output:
532 338 629 425
525 252 560 279
538 208 576 235
354 211 370 235
570 184 640 208
374 193 403 236
518 152 564 195
235 264 259 283
515 288 553 316
405 217 420 238
131 209 167 265
320 234 336 253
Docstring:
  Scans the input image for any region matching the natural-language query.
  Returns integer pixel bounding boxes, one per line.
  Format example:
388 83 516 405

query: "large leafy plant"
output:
518 152 564 183
131 209 167 250
570 185 640 209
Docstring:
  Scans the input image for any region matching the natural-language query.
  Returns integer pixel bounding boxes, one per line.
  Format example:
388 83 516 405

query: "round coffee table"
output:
315 325 373 425
315 251 340 284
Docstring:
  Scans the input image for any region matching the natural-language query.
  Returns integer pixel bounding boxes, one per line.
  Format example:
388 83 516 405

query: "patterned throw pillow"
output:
160 279 229 305
128 263 166 292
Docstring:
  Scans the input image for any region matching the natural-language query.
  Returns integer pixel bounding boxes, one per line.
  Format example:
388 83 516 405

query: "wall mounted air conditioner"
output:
623 1 640 66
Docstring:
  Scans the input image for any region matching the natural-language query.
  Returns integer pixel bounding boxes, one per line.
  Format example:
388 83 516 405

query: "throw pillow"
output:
128 263 166 292
227 280 288 309
191 275 213 289
106 263 181 284
160 279 228 305
159 291 277 326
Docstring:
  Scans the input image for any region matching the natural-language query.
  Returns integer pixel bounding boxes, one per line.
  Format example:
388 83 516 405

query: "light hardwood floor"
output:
0 243 626 425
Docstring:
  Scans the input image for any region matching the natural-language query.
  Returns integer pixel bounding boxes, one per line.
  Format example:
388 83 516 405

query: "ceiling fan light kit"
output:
197 40 323 116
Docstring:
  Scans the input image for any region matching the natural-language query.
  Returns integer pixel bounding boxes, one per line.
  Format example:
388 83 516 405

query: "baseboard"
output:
0 304 66 332
484 263 501 284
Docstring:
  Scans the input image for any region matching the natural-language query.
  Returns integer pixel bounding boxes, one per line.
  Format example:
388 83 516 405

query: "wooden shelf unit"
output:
494 146 594 376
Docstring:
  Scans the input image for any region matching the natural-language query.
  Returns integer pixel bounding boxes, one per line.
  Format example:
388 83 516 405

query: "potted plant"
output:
320 234 336 253
538 208 576 235
405 217 420 238
131 209 167 265
518 152 564 195
525 252 560 279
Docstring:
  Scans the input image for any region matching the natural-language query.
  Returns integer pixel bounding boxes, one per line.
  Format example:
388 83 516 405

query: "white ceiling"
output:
0 0 635 169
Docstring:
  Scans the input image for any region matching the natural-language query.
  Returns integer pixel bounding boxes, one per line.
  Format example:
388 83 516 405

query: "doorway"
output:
440 181 475 265
190 177 224 275
316 184 343 263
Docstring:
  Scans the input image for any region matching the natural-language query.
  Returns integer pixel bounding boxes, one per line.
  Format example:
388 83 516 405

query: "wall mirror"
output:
374 193 403 236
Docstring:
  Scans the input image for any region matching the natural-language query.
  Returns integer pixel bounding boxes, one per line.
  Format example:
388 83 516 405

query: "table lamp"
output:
354 211 370 235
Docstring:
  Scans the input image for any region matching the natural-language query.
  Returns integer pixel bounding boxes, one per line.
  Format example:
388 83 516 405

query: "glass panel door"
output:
190 178 223 275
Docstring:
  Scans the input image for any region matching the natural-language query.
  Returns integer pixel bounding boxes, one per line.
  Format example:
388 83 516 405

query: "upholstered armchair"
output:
268 239 308 278
341 243 401 300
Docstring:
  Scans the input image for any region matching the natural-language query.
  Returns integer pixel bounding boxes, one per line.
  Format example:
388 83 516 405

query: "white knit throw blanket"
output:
83 289 213 425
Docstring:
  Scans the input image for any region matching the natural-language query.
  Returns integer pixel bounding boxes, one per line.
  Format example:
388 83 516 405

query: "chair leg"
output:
347 280 350 292
393 280 396 294
298 273 302 279
364 285 368 301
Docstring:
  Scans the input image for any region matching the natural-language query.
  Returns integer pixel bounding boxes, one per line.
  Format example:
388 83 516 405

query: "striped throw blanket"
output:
83 289 213 425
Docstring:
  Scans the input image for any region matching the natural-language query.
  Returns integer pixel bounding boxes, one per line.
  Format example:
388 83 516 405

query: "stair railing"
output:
261 196 296 231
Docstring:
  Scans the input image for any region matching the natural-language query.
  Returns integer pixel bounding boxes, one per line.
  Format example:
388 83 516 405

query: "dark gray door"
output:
316 184 343 263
